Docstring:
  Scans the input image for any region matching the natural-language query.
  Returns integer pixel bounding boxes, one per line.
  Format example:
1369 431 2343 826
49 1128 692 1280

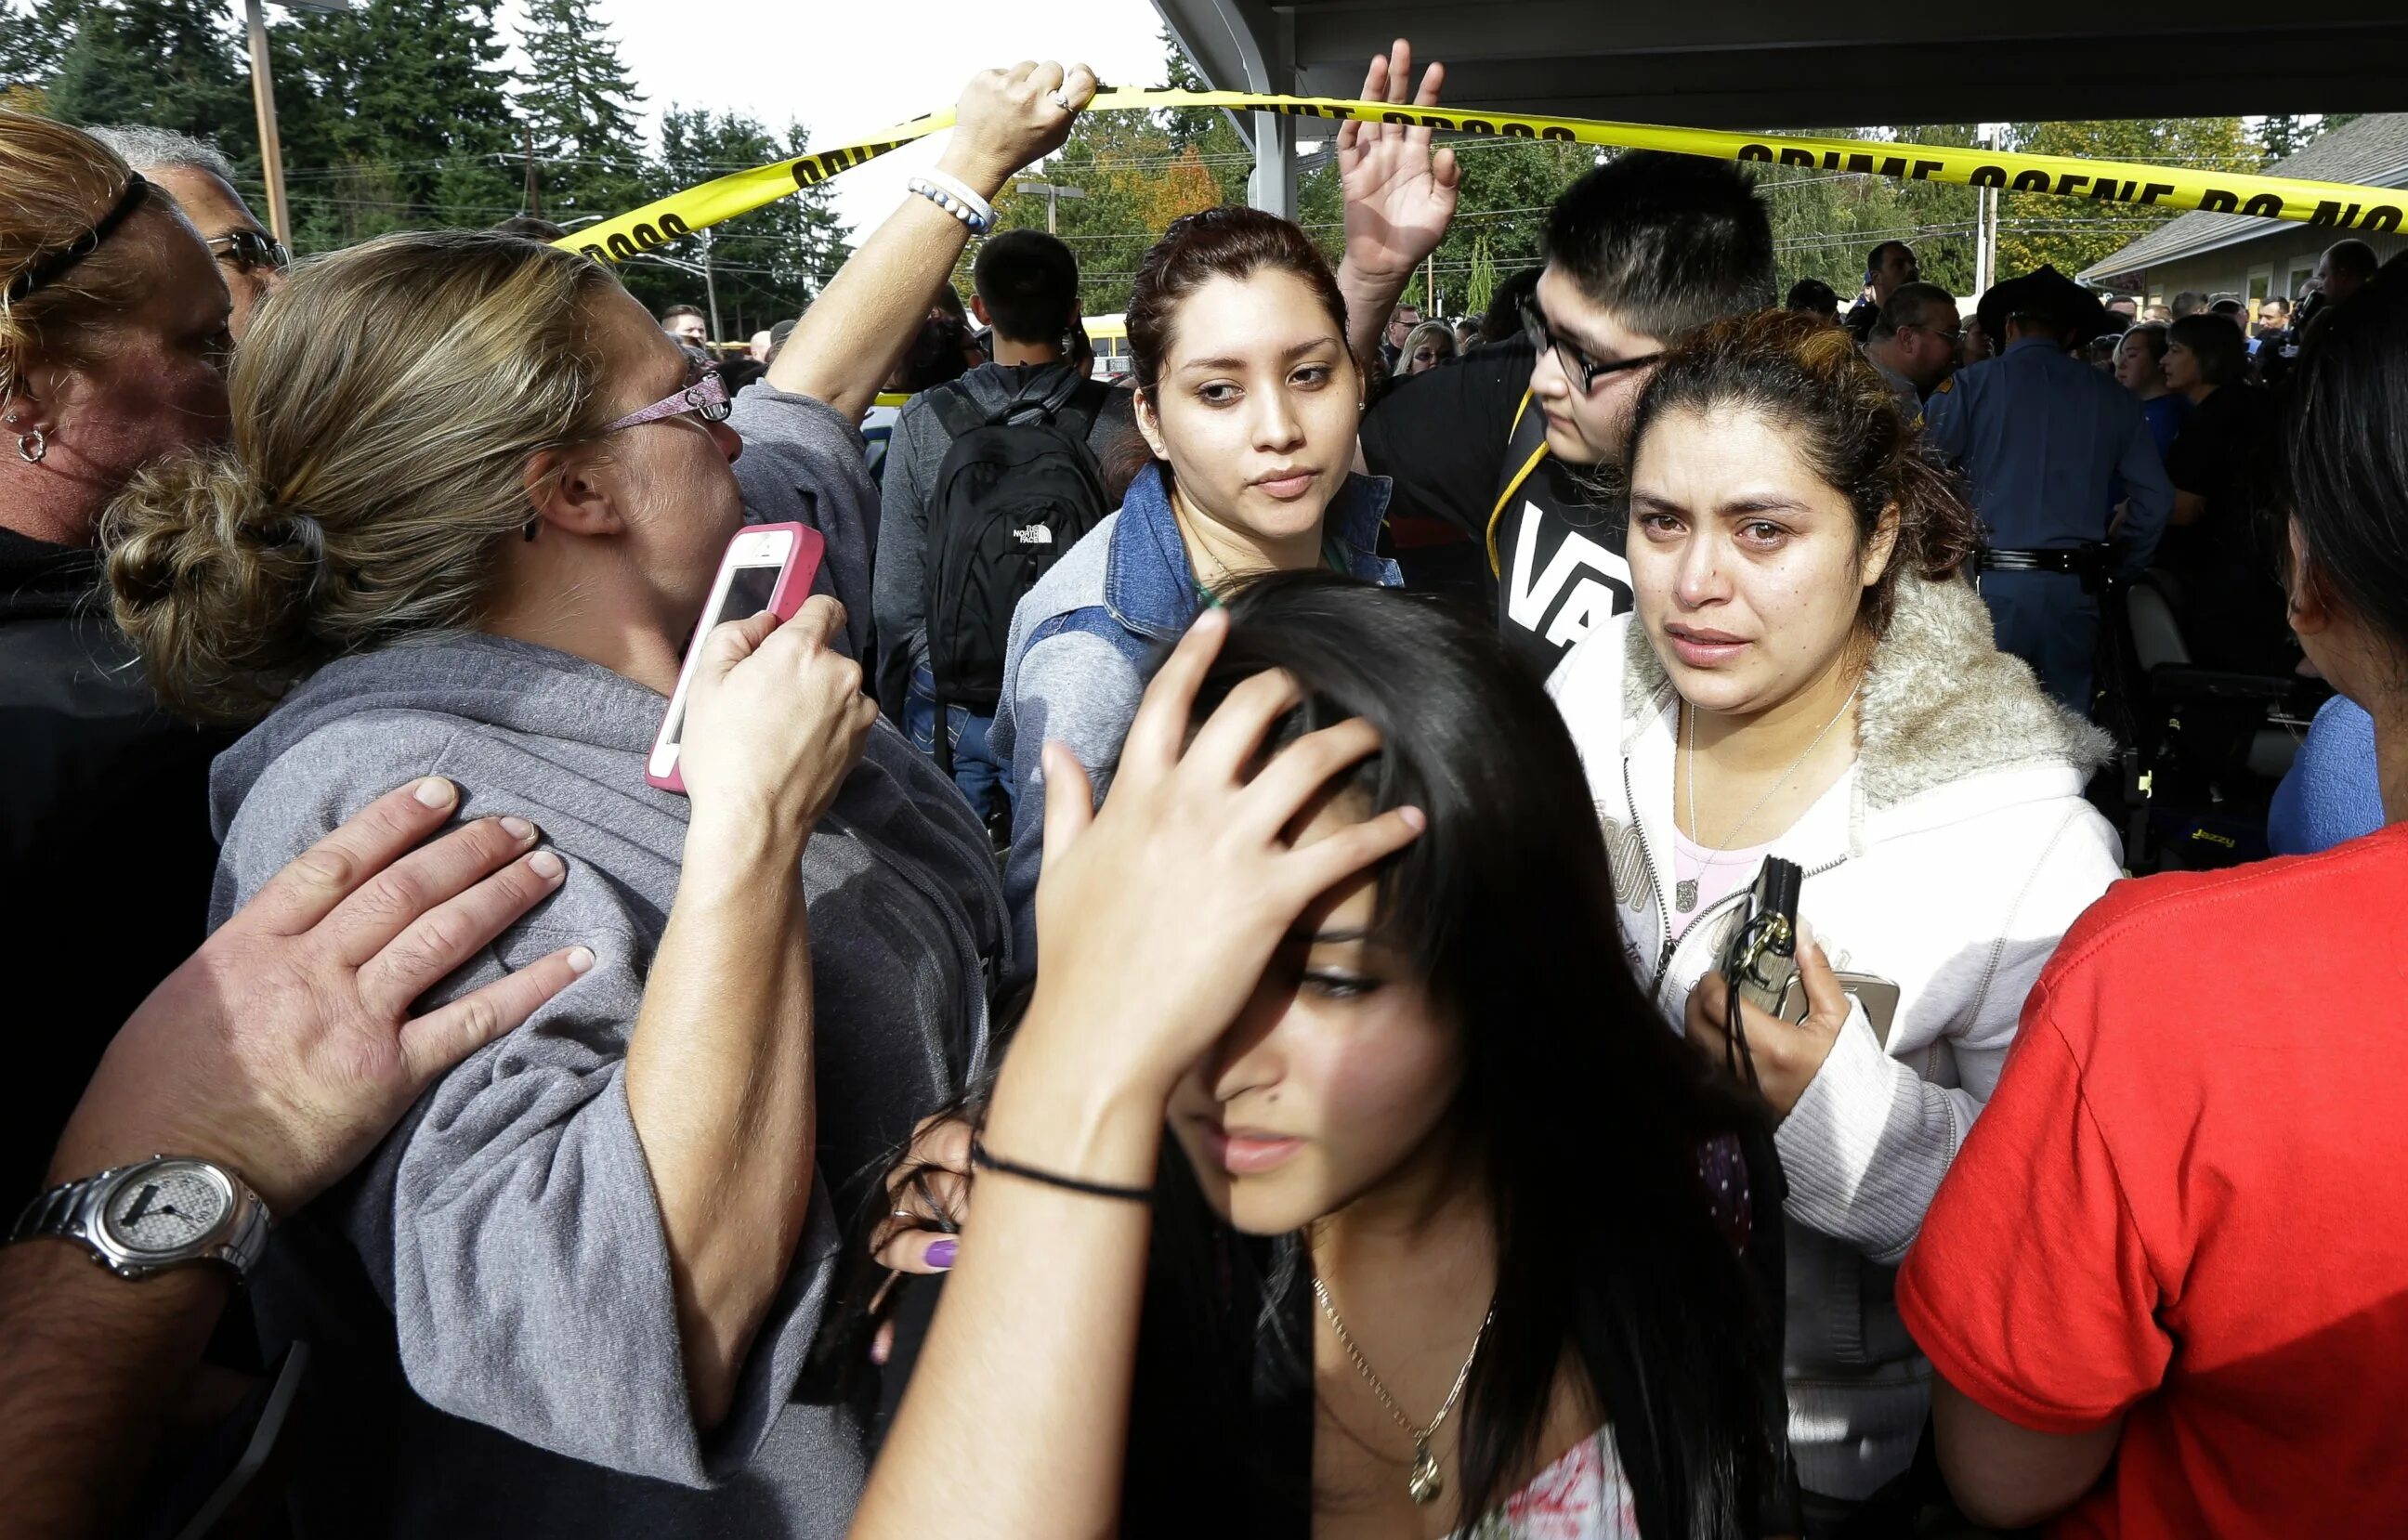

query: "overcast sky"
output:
569 0 1179 240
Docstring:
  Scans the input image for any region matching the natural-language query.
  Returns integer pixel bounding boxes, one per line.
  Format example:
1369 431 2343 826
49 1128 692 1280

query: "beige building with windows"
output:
2081 114 2408 312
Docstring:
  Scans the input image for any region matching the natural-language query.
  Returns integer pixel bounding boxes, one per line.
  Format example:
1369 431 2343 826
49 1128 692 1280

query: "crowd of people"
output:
6 34 2408 1540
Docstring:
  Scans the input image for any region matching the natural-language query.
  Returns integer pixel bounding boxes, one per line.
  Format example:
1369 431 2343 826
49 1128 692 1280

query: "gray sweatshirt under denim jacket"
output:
207 632 1005 1539
988 461 1397 973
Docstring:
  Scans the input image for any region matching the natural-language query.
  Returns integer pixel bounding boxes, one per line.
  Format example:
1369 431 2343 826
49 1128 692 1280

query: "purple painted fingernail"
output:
925 1238 957 1271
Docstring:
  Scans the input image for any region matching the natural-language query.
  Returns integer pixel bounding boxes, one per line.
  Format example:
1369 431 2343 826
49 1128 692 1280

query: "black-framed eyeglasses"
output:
1518 294 1660 394
205 229 290 274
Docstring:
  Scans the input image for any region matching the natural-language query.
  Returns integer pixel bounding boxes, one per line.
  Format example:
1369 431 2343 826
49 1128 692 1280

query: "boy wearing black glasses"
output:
1343 121 1774 677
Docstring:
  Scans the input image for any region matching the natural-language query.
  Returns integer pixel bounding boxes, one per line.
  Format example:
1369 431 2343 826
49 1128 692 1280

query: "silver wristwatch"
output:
9 1156 270 1280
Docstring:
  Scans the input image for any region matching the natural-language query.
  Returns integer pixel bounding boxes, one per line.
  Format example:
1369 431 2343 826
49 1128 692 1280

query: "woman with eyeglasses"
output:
93 66 1094 1539
1545 310 2124 1532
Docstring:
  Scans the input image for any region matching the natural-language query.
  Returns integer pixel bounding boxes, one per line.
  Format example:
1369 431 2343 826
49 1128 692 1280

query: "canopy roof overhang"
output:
1156 0 2408 212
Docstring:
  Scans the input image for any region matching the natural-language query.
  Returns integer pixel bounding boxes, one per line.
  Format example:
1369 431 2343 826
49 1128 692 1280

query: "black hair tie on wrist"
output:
969 1136 1153 1204
5 174 150 304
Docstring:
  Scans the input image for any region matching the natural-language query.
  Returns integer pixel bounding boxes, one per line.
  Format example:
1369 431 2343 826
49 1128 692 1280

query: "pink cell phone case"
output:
646 522 825 794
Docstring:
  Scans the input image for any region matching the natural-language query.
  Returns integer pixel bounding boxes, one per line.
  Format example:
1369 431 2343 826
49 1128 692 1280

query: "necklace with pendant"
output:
1312 1275 1495 1507
1676 685 1859 914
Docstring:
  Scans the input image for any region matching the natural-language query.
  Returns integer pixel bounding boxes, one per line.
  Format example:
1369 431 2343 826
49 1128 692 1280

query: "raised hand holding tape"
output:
560 90 2407 268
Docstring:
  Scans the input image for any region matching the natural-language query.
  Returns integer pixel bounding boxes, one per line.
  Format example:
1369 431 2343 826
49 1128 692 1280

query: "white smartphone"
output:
646 522 825 794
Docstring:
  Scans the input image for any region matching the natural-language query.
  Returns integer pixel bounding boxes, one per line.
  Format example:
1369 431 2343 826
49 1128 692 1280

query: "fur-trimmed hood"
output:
1549 569 2128 1506
1617 572 2112 827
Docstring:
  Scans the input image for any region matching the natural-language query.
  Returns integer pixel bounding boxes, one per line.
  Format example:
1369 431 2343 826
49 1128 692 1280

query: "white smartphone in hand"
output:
646 521 825 794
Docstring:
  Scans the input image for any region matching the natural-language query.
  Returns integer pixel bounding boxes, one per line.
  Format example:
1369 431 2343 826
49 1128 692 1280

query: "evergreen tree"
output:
1 0 85 95
272 0 518 248
629 109 852 331
1158 27 1250 205
45 0 255 164
516 0 647 228
2258 113 2319 164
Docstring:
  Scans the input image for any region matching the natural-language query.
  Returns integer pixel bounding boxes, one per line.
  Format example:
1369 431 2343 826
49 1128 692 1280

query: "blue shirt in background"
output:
2269 694 2387 855
1922 336 2175 575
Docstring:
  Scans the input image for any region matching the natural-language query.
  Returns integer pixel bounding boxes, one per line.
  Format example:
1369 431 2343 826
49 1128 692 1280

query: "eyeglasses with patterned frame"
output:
601 367 732 434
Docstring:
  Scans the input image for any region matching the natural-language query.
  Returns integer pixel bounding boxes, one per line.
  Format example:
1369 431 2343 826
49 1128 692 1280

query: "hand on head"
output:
48 777 595 1216
1022 608 1426 1103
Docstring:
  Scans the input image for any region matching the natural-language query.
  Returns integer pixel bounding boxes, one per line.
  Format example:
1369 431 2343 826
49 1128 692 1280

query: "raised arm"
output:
851 611 1422 1538
767 62 1096 422
1332 41 1460 372
622 598 879 1428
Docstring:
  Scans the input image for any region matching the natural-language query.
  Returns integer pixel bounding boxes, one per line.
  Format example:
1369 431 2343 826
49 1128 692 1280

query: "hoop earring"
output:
17 428 46 464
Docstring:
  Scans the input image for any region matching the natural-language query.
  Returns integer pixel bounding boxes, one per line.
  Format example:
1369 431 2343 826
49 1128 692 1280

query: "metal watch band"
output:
8 1157 271 1280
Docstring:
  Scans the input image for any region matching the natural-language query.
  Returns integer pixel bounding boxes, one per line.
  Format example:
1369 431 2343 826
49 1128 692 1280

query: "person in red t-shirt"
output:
1895 252 2408 1536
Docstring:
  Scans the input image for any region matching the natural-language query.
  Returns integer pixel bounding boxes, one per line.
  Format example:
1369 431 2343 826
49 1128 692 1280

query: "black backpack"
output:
923 371 1112 723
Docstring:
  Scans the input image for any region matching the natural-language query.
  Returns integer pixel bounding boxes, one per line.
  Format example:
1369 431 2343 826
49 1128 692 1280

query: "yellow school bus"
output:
1084 313 1130 381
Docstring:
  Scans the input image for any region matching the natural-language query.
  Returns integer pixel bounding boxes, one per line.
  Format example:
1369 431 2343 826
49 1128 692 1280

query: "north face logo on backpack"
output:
923 373 1113 711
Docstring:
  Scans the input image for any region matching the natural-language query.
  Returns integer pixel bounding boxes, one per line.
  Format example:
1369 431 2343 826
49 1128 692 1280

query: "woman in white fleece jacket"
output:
1546 312 2124 1527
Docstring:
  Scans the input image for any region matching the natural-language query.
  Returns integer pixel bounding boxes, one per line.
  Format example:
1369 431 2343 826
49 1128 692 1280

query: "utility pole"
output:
241 0 289 245
700 227 722 345
1974 129 1999 297
1014 179 1087 234
1424 251 1438 317
524 123 541 218
238 0 349 248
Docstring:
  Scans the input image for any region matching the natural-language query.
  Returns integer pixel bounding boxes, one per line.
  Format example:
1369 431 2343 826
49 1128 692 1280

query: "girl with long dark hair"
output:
851 575 1792 1538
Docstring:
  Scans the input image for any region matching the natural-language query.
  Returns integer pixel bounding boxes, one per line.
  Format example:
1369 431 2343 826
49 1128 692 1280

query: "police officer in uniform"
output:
1351 150 1776 679
1923 267 2173 713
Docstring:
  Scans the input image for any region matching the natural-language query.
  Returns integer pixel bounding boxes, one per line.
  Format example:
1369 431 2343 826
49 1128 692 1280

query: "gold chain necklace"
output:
1677 685 1858 914
1311 1276 1496 1507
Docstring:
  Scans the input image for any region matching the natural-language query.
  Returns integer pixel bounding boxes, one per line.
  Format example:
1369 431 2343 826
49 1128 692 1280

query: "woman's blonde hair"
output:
1391 318 1457 377
0 107 177 400
100 228 624 724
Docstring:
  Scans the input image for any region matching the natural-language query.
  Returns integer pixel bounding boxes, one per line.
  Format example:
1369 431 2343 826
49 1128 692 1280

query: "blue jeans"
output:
905 665 1004 822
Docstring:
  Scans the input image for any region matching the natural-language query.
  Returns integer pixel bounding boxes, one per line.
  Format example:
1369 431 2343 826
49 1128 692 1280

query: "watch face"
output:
99 1162 232 1257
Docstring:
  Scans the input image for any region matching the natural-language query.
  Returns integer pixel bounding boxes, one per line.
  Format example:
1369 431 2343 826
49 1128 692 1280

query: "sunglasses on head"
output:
206 229 290 274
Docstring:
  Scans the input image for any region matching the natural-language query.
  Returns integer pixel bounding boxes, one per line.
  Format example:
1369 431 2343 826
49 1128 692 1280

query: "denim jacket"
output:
989 461 1398 973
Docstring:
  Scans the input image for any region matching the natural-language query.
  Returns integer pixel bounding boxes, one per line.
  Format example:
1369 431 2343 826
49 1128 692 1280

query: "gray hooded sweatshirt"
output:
206 633 1005 1539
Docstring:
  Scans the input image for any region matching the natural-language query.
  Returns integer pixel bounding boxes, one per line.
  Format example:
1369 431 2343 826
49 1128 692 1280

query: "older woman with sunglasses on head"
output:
93 64 1094 1539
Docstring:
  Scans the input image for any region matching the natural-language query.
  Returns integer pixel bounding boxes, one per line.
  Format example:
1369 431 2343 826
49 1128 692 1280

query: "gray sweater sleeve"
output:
216 718 844 1488
728 383 880 663
995 622 1145 974
871 398 939 719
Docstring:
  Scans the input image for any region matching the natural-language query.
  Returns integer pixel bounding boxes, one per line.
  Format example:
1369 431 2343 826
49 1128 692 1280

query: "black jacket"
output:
0 528 230 1197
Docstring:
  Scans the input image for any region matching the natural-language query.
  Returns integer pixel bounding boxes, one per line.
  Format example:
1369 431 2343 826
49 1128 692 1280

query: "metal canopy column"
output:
1159 0 1297 216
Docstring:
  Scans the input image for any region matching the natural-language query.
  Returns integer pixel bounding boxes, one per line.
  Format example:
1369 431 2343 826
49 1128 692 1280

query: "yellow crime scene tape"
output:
560 88 2408 268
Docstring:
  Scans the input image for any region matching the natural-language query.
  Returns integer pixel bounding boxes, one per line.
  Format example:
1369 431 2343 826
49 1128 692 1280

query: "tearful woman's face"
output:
1627 403 1893 721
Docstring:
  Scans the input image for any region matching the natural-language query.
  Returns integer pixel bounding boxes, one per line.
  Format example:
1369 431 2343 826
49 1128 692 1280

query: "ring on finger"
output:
1049 89 1074 111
